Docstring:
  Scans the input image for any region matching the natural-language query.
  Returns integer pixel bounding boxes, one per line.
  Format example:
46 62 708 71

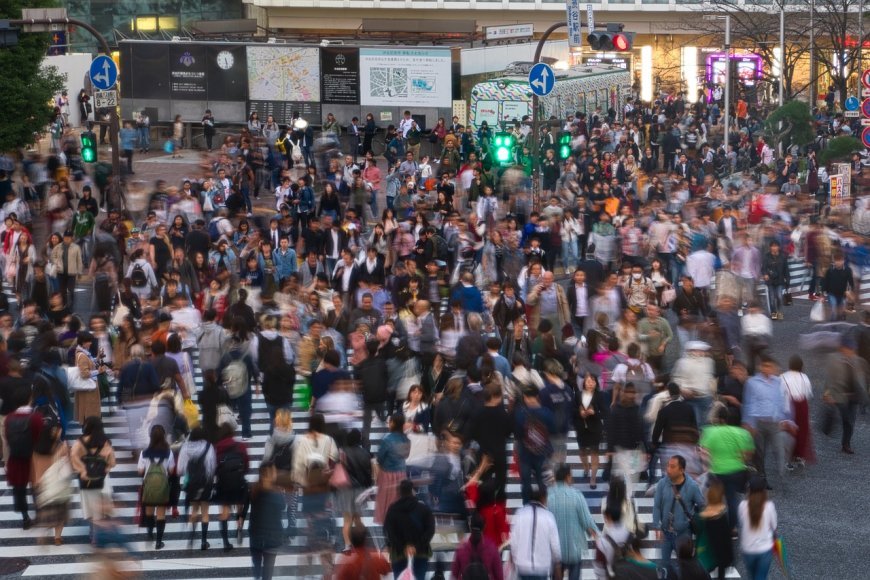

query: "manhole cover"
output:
0 558 29 576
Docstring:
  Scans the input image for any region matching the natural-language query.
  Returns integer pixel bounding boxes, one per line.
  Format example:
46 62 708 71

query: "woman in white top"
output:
738 477 777 580
779 355 815 467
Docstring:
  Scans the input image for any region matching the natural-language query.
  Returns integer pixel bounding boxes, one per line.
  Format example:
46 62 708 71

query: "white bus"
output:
469 64 632 130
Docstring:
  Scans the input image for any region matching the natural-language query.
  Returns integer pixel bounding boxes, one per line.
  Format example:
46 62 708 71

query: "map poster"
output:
206 44 248 101
169 44 207 100
129 42 170 100
359 48 452 108
247 46 320 103
321 47 360 104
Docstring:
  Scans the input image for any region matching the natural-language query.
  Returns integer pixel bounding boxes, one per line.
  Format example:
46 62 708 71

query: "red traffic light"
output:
613 33 631 51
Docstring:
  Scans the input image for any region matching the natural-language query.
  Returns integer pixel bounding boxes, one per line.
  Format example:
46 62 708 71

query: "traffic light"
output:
81 131 97 163
558 132 572 160
493 132 514 165
587 25 633 52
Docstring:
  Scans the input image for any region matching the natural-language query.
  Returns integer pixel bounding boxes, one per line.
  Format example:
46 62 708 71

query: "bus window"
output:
475 100 500 128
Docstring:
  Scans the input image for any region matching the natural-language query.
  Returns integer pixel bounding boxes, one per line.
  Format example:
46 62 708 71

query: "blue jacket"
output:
652 475 705 535
451 283 484 313
272 247 297 280
120 128 137 150
376 432 410 473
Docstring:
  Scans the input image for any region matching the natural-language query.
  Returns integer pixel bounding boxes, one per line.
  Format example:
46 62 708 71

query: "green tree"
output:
819 136 863 165
0 0 65 151
764 100 814 152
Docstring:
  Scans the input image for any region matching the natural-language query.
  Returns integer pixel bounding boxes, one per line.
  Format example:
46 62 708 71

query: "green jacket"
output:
72 210 95 239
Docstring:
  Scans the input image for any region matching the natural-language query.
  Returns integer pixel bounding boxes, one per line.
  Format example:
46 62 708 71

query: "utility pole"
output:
12 16 122 207
810 0 816 106
724 15 731 144
779 5 785 106
530 21 566 206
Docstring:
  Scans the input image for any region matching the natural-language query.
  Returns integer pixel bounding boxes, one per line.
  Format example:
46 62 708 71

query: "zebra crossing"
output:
0 350 743 580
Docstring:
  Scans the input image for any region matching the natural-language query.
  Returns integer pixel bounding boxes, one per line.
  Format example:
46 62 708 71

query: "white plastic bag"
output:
396 559 414 580
810 299 827 323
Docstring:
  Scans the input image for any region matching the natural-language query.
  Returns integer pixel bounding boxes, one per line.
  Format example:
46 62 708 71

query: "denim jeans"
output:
827 293 846 320
837 402 858 448
660 529 691 561
687 395 713 428
562 240 579 272
518 450 547 505
562 561 582 580
766 284 784 315
138 126 150 150
230 387 253 438
391 556 429 580
240 187 253 213
250 547 277 580
742 549 773 580
715 470 747 532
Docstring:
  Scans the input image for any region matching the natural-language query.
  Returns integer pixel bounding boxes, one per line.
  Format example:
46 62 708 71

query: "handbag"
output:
45 260 58 278
329 454 351 490
661 286 677 306
783 291 793 306
112 293 130 327
66 366 97 392
216 404 238 431
183 399 201 429
37 453 73 508
810 299 827 322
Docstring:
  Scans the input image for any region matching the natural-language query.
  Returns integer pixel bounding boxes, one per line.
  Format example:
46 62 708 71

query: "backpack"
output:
272 439 294 472
208 219 221 242
142 457 170 505
81 445 108 489
432 234 449 261
305 449 331 492
623 362 653 399
601 353 628 392
33 403 60 455
463 543 490 580
130 263 148 288
291 142 303 164
216 443 247 495
222 356 249 399
258 334 291 376
6 414 33 459
521 411 552 457
185 443 212 496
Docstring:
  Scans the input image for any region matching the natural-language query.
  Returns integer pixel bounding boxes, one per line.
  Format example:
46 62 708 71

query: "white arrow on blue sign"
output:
89 55 118 91
845 96 860 111
529 62 555 97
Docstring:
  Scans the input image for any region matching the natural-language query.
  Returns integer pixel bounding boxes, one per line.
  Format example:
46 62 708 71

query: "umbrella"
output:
773 534 790 578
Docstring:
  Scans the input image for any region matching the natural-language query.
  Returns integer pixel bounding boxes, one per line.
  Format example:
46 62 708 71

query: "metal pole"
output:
860 0 865 77
779 5 785 107
11 17 121 208
724 15 731 145
531 21 566 206
810 0 816 106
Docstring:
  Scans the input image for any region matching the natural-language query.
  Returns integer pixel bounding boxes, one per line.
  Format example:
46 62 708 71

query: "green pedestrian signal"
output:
493 132 514 165
81 131 97 163
558 132 572 160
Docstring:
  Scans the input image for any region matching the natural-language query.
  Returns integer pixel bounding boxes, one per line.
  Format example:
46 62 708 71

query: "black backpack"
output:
432 234 449 261
130 263 148 288
185 443 212 496
6 414 33 459
463 542 490 580
272 439 294 472
216 443 247 494
33 403 60 455
81 445 108 489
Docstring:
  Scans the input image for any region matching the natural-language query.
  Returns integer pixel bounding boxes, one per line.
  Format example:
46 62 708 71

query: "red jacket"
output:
4 408 42 487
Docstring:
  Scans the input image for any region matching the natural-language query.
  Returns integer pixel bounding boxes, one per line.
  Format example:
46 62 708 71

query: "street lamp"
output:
704 14 731 141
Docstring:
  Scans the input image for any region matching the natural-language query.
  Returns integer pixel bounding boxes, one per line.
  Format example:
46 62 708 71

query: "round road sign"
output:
862 127 870 148
863 99 870 118
862 69 870 89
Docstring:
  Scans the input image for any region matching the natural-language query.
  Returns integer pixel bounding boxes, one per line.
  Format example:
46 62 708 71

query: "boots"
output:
155 519 166 550
188 521 198 548
145 515 155 540
220 520 232 552
201 522 210 550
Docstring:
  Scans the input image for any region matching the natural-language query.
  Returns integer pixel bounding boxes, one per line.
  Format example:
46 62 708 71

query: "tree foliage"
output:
764 100 814 150
0 0 65 152
819 136 863 164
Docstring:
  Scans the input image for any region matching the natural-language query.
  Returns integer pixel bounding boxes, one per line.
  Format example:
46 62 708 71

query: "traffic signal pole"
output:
531 22 566 210
12 17 121 207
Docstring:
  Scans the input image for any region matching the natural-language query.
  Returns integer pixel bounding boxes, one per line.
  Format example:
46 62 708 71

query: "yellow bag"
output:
183 399 201 429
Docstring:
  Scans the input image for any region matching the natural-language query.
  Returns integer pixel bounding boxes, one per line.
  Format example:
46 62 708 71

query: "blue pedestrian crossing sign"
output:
528 62 555 97
845 96 860 111
89 55 118 91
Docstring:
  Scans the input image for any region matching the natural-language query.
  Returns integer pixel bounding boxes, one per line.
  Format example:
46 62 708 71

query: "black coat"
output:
356 355 388 404
761 251 790 287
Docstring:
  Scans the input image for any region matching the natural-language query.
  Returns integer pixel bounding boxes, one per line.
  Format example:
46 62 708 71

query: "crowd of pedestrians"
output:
1 89 869 580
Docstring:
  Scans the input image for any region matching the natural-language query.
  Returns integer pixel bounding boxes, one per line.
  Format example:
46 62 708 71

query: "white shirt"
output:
738 500 777 555
741 312 772 337
779 370 813 402
399 117 414 138
509 502 562 576
686 250 716 289
574 284 589 317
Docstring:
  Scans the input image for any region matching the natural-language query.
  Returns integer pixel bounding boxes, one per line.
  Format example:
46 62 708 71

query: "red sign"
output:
863 69 870 89
862 127 870 148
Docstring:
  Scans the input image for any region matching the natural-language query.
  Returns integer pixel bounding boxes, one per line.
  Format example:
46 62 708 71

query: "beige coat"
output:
527 282 571 335
50 241 84 276
74 351 102 424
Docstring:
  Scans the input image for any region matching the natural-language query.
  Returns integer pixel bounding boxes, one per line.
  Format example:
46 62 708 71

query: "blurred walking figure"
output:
177 427 216 550
248 462 284 580
70 416 116 522
138 424 175 550
739 477 778 580
213 423 250 552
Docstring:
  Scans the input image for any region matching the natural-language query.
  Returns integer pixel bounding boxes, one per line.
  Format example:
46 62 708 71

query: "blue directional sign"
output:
528 62 555 97
89 55 118 91
845 96 860 111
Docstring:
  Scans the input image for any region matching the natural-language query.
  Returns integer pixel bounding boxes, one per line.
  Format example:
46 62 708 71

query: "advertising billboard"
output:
359 48 452 108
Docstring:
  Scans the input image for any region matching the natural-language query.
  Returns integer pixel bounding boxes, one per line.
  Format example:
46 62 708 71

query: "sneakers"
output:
786 462 795 471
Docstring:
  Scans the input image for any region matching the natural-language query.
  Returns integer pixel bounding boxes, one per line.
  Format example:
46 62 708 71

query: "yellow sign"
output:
452 100 468 126
830 174 844 206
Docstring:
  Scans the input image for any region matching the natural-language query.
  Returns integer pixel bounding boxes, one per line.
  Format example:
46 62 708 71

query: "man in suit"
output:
332 248 360 306
322 218 347 275
674 153 693 179
51 230 84 308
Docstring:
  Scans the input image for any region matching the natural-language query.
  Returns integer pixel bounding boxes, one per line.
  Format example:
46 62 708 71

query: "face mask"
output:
633 273 642 280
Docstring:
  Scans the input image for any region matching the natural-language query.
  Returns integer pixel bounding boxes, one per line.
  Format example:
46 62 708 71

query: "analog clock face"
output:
217 50 234 70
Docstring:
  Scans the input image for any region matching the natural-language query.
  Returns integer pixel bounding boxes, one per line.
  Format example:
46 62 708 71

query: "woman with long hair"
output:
738 477 778 580
262 408 296 535
32 392 71 545
177 426 217 550
138 424 175 550
449 512 502 579
168 214 188 251
12 234 36 302
70 416 116 523
779 355 815 467
698 478 735 580
576 372 606 489
318 181 342 222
